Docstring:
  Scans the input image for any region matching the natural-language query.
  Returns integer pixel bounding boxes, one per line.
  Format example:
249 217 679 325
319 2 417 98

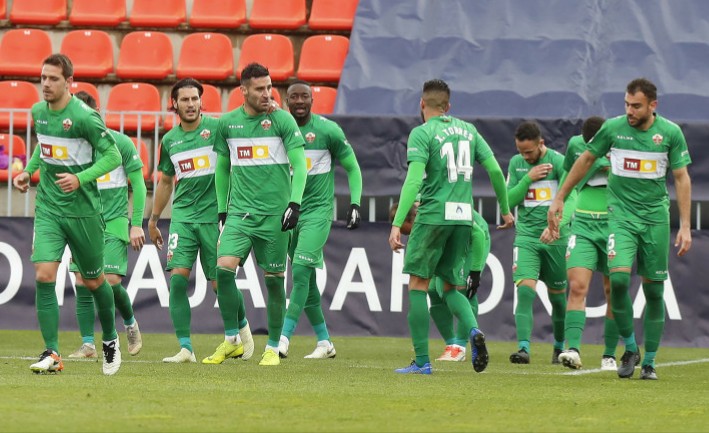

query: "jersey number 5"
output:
441 141 473 183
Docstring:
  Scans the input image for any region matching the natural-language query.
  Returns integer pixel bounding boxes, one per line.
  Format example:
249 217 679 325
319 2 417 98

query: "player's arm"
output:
281 146 307 231
506 163 533 209
340 153 363 229
127 169 147 250
215 154 230 228
673 166 692 256
13 145 40 193
74 113 121 187
547 150 596 231
149 142 175 249
480 156 514 228
24 144 41 175
389 161 425 252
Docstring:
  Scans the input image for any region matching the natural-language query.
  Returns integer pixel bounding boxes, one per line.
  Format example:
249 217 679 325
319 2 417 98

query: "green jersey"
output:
588 114 691 224
32 96 117 217
507 148 565 238
299 114 354 221
407 115 493 226
214 107 305 215
473 210 489 235
564 134 608 215
97 130 143 222
159 116 219 223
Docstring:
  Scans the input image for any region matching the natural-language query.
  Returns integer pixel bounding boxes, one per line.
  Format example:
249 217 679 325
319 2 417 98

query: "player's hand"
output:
130 226 145 251
346 204 361 230
389 225 404 252
218 212 227 232
148 220 163 250
12 171 31 193
528 163 553 182
266 99 281 114
55 172 80 193
497 212 515 229
675 226 692 257
281 202 300 231
547 198 564 233
466 271 480 300
539 226 558 244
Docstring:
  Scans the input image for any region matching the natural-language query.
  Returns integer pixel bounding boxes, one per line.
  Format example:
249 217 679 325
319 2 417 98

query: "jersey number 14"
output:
441 141 473 183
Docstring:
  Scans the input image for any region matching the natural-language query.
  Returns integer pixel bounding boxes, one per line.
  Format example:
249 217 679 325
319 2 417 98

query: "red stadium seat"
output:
189 0 246 29
226 87 281 111
308 0 359 31
0 0 6 19
129 137 151 181
310 86 337 114
248 0 305 30
69 82 101 109
236 34 293 82
9 0 67 25
0 29 52 77
176 33 234 80
116 31 173 80
69 0 126 27
60 30 114 79
0 134 27 182
129 0 186 28
297 35 349 82
105 83 161 132
163 84 222 131
0 81 39 130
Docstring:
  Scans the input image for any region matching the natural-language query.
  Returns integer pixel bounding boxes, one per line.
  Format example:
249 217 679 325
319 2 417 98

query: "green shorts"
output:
466 220 491 273
403 223 472 287
69 233 128 276
218 213 288 273
566 214 609 275
32 209 105 279
166 221 218 280
289 217 331 269
513 235 567 289
608 218 669 280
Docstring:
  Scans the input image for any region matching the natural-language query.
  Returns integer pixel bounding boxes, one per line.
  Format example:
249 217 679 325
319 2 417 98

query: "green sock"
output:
564 309 586 351
265 275 286 348
469 292 479 321
90 279 117 342
304 270 330 341
443 289 476 345
283 264 311 339
549 291 567 347
610 271 638 352
603 317 620 357
216 268 240 336
111 283 135 326
515 284 536 349
169 274 192 351
642 281 665 365
428 280 455 345
36 281 60 353
236 283 247 330
74 284 95 345
408 290 430 367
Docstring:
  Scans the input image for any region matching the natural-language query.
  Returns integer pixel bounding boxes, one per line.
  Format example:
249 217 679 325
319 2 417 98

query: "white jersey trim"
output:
171 146 217 180
305 149 332 175
610 148 668 179
523 180 558 207
37 133 93 166
97 165 127 190
228 137 288 167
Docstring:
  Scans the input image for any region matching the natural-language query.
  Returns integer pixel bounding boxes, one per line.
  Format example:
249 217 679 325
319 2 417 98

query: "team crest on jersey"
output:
608 249 616 261
261 119 272 130
305 132 316 143
652 134 663 145
200 129 211 140
62 118 73 131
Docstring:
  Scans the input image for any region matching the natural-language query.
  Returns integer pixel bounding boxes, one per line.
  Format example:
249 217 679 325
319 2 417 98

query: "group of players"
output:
14 54 362 375
389 77 692 380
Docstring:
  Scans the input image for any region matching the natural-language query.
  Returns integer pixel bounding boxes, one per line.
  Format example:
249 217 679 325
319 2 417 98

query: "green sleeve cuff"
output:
507 175 533 208
340 153 362 205
287 147 307 204
393 162 425 227
481 157 510 214
76 143 121 186
127 169 146 227
215 154 231 213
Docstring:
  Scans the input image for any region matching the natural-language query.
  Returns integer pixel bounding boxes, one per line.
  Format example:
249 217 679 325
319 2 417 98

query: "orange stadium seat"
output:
310 86 337 114
69 0 126 27
60 30 114 79
308 0 359 31
9 0 67 25
226 87 281 111
69 82 101 109
297 35 349 82
248 0 305 30
176 33 234 80
237 34 294 82
189 0 246 29
0 29 52 77
129 0 186 28
116 31 173 80
0 81 39 130
105 83 161 132
129 137 151 181
0 0 6 19
163 83 222 131
0 134 27 182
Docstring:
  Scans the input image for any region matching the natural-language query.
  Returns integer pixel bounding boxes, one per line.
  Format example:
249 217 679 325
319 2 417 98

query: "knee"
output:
106 274 122 286
83 274 105 290
567 278 588 300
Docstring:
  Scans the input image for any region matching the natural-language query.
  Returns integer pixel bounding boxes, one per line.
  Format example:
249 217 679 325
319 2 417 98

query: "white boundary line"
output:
560 357 709 375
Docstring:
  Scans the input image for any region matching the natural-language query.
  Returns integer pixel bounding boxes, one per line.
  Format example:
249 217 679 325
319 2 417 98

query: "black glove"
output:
466 271 481 300
281 202 300 231
218 212 227 232
346 203 361 230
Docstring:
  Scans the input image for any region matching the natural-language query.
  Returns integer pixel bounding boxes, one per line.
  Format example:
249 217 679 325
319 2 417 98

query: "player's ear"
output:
420 98 425 110
444 102 451 113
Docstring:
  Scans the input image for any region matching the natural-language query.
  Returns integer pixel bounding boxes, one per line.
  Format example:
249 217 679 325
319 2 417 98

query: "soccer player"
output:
13 54 122 375
506 121 573 365
207 63 307 366
149 78 254 363
277 80 362 359
66 91 147 359
549 78 692 380
555 116 621 371
389 79 514 374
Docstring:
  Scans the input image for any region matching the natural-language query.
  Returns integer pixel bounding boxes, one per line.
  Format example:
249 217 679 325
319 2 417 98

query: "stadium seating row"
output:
1 0 358 31
0 29 349 83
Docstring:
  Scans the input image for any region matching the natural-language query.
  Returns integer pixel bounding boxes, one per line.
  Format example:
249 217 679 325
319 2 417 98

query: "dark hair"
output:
514 121 542 141
626 78 657 102
74 91 97 110
42 53 73 79
241 63 270 83
170 78 204 103
287 79 311 92
582 116 605 143
422 79 450 110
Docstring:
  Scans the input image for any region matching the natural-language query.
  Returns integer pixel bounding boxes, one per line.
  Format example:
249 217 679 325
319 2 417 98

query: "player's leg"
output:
540 241 568 364
511 239 540 363
600 274 619 370
302 269 336 359
464 219 490 319
68 269 98 359
429 278 463 361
